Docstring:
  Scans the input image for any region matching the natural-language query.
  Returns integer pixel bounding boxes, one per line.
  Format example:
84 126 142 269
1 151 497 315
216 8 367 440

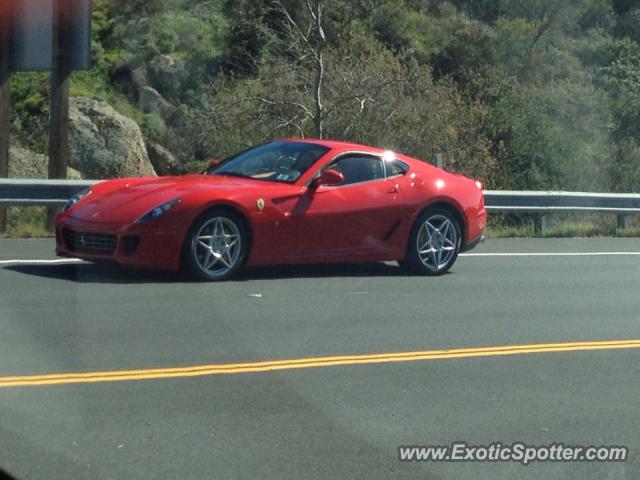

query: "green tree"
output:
201 34 495 182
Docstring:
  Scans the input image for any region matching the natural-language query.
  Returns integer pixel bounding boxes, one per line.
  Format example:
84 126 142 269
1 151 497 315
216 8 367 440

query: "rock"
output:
66 166 83 180
146 142 178 176
8 145 81 179
139 86 175 119
147 55 188 100
132 66 149 93
109 61 150 103
69 97 157 179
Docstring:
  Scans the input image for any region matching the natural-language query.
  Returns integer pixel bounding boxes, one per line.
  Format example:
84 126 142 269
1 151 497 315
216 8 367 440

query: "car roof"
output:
279 137 384 153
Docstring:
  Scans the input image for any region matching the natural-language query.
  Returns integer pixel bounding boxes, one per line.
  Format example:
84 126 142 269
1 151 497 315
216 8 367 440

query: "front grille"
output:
63 229 117 254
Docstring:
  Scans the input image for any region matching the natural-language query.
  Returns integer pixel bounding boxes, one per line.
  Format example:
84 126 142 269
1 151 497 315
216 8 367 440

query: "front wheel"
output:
183 209 248 281
400 207 462 276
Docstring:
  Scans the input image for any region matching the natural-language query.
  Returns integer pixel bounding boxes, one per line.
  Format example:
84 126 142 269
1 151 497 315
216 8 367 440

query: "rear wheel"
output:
184 209 248 281
401 207 461 276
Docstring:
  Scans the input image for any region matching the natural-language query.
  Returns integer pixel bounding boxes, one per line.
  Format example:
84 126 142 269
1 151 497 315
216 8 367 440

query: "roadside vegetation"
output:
486 213 640 238
4 208 50 238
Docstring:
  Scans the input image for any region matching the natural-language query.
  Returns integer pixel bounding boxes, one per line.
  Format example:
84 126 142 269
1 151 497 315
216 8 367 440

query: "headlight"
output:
137 198 180 222
62 188 91 212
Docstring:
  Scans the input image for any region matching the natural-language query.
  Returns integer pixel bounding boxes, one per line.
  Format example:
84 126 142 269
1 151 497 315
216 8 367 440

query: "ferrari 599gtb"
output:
56 139 486 280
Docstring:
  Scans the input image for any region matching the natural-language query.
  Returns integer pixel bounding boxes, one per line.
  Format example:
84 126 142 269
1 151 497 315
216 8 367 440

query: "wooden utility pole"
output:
47 0 73 228
0 0 11 233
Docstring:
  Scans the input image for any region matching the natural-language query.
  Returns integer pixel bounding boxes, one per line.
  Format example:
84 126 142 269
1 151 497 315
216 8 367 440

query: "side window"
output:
330 155 384 185
385 160 408 178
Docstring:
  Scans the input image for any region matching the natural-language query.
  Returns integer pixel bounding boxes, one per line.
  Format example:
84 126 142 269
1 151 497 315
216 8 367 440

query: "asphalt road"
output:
1 237 639 479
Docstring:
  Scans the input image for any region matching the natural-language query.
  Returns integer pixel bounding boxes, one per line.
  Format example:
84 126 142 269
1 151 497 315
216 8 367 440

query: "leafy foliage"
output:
8 0 640 191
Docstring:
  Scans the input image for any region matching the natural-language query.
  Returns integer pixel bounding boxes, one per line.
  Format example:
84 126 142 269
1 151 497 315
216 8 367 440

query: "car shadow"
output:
3 261 419 284
234 261 407 281
0 467 18 480
4 263 180 284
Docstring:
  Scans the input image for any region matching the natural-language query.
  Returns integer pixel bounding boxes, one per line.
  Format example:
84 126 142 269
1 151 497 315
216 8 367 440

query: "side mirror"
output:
310 168 344 189
208 158 221 169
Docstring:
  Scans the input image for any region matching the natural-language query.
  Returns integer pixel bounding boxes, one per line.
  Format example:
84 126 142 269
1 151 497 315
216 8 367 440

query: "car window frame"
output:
308 151 388 188
308 152 411 187
384 159 409 179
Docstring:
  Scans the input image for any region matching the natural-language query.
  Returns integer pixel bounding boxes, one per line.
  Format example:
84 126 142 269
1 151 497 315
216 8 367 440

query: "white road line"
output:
460 252 640 257
1 252 640 266
0 258 84 265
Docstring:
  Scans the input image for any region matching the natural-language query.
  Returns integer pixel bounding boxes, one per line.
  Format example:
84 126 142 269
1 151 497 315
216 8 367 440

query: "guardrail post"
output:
617 214 631 230
533 213 548 235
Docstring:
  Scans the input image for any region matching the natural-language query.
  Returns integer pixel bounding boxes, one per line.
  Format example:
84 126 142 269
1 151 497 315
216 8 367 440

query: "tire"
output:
400 207 462 276
183 209 248 281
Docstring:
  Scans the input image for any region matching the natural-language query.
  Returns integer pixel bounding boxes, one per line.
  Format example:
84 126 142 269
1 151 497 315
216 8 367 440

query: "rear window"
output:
386 160 409 177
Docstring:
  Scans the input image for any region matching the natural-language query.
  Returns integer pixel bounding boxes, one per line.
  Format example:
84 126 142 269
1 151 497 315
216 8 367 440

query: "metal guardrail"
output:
1 180 639 231
484 190 640 212
483 190 640 231
0 179 98 206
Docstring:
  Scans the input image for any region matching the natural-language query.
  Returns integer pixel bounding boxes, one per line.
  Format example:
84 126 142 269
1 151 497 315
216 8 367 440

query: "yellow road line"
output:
2 339 640 388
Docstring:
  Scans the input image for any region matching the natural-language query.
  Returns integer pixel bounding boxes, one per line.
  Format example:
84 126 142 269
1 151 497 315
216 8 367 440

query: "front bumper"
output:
55 216 185 271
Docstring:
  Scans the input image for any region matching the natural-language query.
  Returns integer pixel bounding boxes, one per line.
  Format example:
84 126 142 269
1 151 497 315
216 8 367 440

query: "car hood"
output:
68 174 257 224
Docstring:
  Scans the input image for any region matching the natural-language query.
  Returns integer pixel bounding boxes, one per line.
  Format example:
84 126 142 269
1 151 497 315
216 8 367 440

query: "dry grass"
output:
2 207 53 238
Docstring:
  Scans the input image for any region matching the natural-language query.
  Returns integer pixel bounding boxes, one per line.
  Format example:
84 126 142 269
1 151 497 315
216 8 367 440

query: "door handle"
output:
387 184 399 194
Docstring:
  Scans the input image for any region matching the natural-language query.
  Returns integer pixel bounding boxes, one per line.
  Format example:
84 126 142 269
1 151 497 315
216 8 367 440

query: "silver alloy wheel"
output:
416 214 458 272
192 216 242 277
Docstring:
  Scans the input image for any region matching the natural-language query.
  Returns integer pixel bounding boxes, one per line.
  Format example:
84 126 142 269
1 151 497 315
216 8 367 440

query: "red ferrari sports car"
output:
56 139 486 280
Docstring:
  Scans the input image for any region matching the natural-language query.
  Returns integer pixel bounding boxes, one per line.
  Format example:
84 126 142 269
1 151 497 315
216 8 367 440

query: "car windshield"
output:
207 141 329 183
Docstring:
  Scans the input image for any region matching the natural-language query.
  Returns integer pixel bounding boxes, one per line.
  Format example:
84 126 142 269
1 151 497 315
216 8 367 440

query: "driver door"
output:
292 154 406 261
